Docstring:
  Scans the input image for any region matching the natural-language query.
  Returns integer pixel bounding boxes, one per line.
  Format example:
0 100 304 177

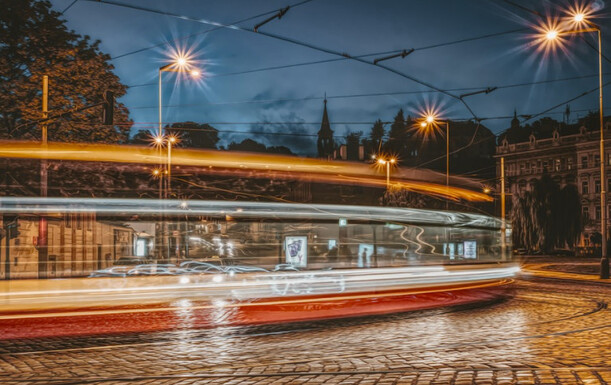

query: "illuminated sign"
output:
463 240 477 259
285 236 308 267
358 243 374 268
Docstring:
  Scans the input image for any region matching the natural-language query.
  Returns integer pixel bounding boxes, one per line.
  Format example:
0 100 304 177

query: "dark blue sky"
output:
50 0 609 155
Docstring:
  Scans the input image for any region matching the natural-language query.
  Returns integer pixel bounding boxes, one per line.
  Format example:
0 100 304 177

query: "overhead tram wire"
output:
110 0 317 60
128 72 611 110
90 0 482 120
127 28 527 89
60 0 79 14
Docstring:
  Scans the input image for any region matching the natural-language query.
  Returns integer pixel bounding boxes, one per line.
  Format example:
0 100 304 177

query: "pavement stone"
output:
0 276 610 384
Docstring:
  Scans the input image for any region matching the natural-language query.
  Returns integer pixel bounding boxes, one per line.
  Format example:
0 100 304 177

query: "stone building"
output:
495 112 611 249
1 213 134 279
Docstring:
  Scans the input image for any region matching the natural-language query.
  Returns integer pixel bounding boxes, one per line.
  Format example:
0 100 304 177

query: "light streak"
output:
0 141 492 202
0 197 504 229
0 264 519 318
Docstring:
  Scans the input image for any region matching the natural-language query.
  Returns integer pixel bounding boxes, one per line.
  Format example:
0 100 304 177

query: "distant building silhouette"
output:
317 97 335 159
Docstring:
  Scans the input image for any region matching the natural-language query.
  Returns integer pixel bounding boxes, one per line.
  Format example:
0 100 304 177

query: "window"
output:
608 179 611 192
555 159 561 171
582 156 589 168
583 206 590 219
596 206 601 220
595 155 600 165
582 181 589 194
568 158 573 170
607 153 611 166
595 180 601 193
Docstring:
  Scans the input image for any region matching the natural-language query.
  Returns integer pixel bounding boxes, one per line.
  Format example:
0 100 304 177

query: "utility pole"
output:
39 75 48 279
500 157 506 261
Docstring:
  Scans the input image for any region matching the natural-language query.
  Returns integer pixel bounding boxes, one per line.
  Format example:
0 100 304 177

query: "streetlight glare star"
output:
546 30 559 40
574 13 585 22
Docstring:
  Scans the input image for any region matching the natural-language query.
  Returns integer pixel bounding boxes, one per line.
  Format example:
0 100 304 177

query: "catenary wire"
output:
88 0 481 120
111 0 317 60
126 28 527 89
128 72 611 110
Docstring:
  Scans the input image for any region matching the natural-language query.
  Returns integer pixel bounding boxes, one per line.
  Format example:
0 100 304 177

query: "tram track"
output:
0 278 609 385
2 366 611 385
1 279 607 358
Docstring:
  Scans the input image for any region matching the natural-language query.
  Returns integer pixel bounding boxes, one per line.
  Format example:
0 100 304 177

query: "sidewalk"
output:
519 255 611 283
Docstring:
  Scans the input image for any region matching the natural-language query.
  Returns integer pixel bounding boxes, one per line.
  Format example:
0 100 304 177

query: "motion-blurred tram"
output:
0 198 517 339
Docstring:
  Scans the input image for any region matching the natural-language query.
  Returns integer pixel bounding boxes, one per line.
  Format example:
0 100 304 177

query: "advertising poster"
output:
463 240 477 259
358 243 374 268
285 236 308 267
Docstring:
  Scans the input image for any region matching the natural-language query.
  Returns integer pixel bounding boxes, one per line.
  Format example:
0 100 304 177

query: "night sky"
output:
49 0 610 155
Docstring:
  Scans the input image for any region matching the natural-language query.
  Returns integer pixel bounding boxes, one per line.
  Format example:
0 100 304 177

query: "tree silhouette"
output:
511 174 582 253
165 122 219 149
0 0 131 142
386 109 407 155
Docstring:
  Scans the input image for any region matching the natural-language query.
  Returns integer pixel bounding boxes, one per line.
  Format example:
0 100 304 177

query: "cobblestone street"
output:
1 275 610 385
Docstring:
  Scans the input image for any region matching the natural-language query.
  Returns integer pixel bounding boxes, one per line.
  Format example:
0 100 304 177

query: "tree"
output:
346 132 362 161
0 0 132 142
368 119 385 155
386 109 407 155
166 122 219 149
130 130 153 145
227 138 267 153
227 138 294 155
511 174 582 253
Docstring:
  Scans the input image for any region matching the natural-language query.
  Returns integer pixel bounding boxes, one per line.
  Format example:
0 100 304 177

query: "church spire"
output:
317 95 334 159
511 108 520 130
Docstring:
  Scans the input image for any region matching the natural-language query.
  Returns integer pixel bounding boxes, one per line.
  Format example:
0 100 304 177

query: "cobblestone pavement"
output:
0 276 610 385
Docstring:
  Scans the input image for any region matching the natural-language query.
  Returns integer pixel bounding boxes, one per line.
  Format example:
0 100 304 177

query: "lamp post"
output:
376 157 396 189
538 12 607 278
158 57 201 199
420 115 450 189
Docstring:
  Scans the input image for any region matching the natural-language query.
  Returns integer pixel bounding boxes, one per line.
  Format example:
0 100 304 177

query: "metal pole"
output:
386 161 390 189
167 141 172 198
598 29 609 279
158 70 164 200
501 156 506 261
446 121 450 188
39 75 49 279
446 121 450 210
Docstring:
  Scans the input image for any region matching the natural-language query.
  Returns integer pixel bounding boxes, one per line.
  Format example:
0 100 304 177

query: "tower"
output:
317 96 335 159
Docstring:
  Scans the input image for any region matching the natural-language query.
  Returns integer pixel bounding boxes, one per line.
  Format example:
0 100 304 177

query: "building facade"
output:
496 118 611 249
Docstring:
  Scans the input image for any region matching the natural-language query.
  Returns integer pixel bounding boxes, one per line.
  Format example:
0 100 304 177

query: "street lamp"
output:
376 157 396 189
535 12 607 278
419 114 450 189
158 54 201 199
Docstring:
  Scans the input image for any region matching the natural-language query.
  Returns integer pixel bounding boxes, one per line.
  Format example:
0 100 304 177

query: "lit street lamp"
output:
535 10 607 278
376 157 396 189
419 115 450 189
157 54 201 200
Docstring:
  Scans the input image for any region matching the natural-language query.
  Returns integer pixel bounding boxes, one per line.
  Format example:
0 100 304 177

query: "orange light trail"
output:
0 140 492 202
